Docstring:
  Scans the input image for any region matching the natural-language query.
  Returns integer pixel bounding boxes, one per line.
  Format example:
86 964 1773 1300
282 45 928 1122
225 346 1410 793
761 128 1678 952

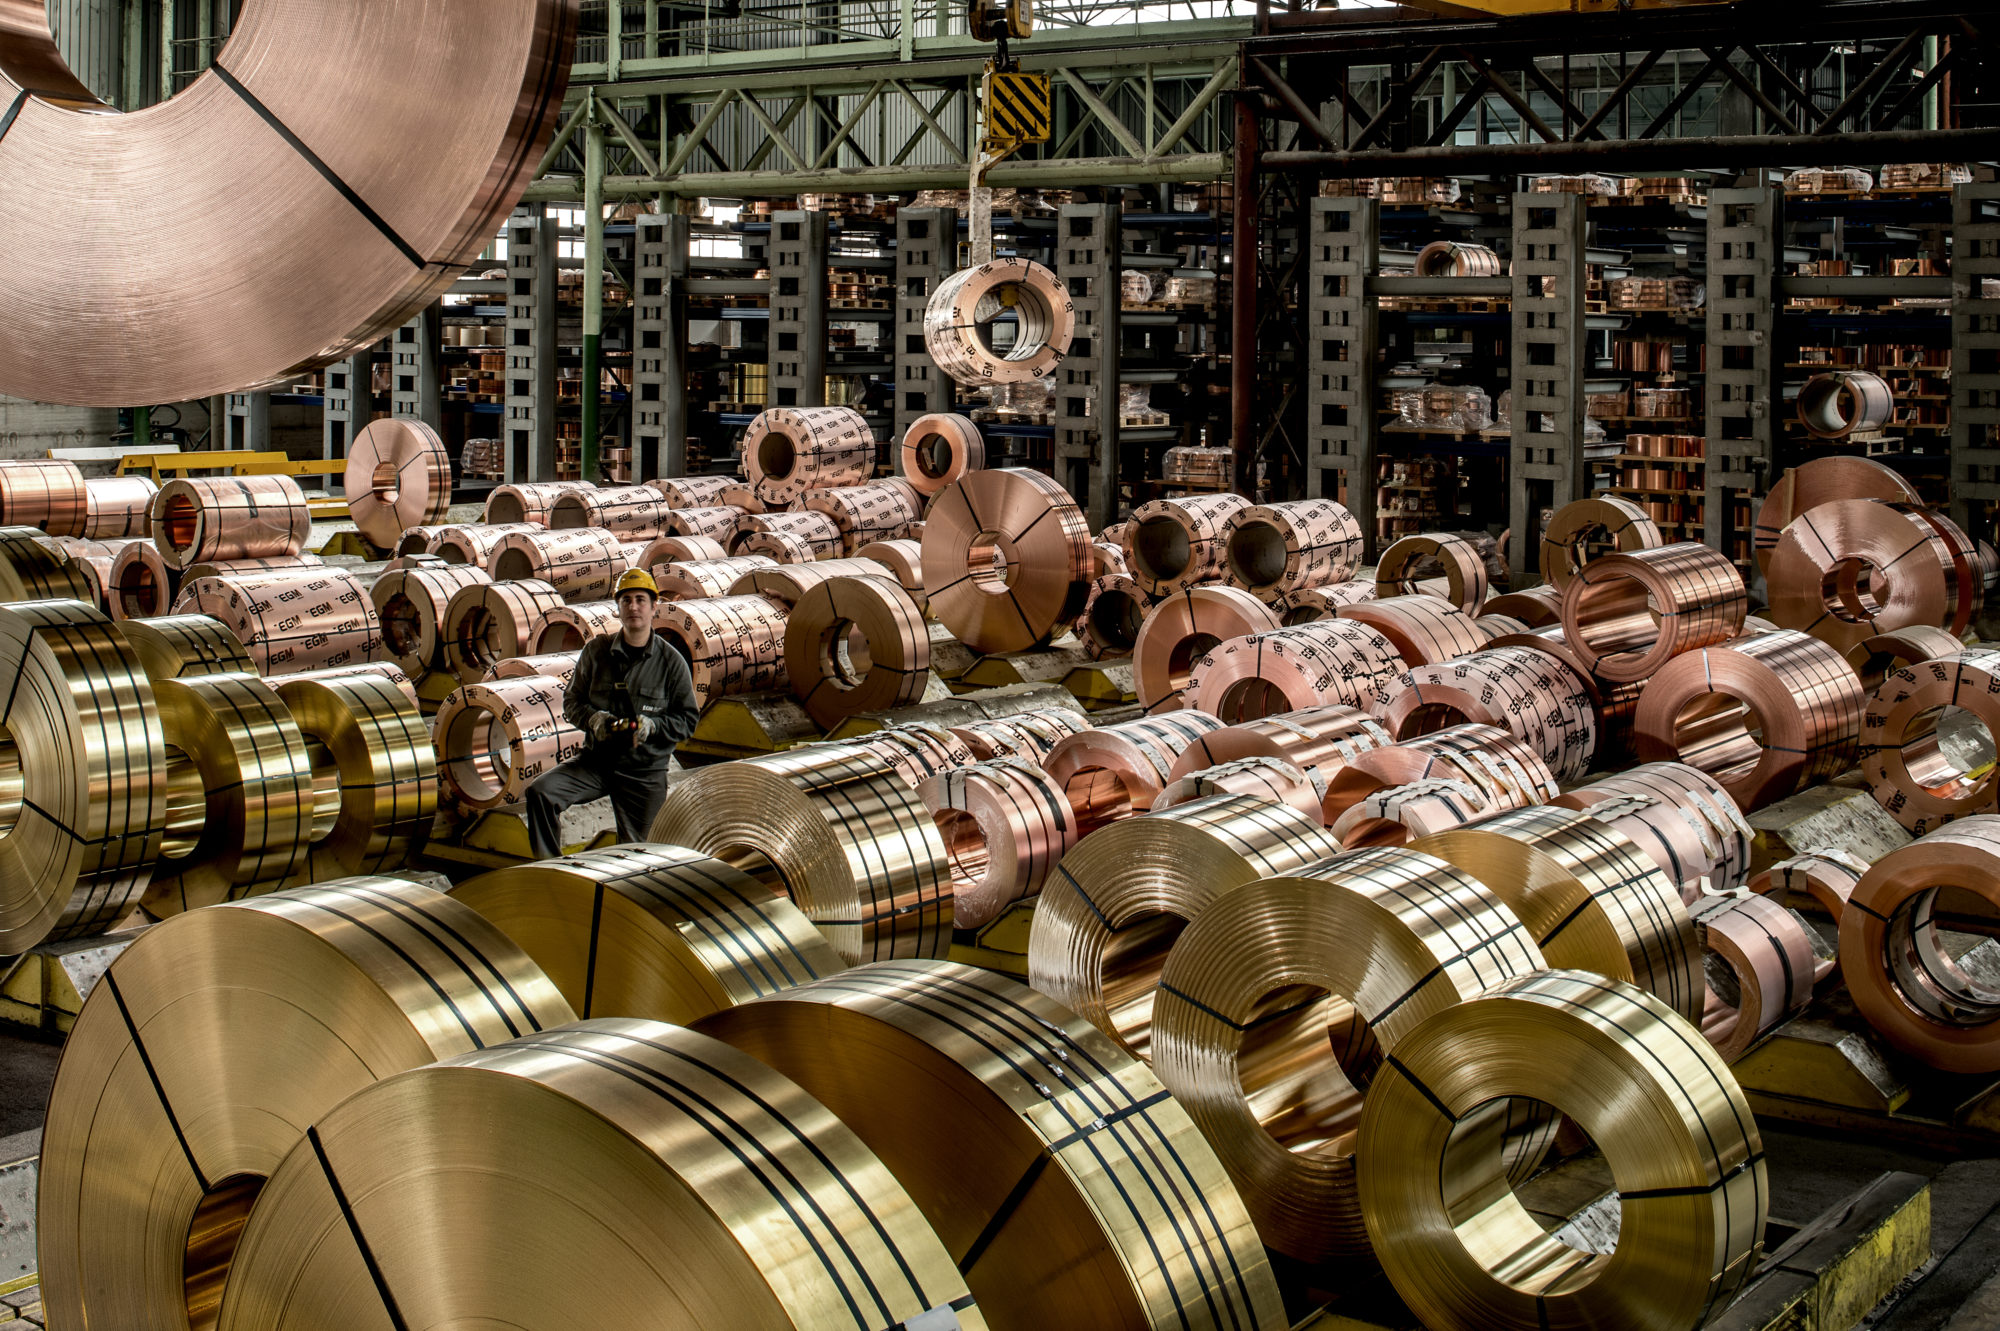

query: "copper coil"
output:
1274 579 1376 624
392 525 447 558
1219 498 1363 603
286 661 419 708
1766 499 1966 657
1133 584 1281 713
1487 624 1644 761
1375 533 1489 614
918 757 1079 926
1339 592 1488 667
1694 894 1821 1062
47 535 134 611
431 521 539 566
1981 539 2000 594
0 459 86 535
1798 369 1896 438
173 567 380 674
369 563 490 675
489 524 632 602
1556 762 1754 899
1847 623 1964 693
1841 817 2000 1071
656 593 792 704
1123 493 1251 598
529 598 622 653
1414 240 1502 277
37 877 573 1331
1161 703 1391 785
1187 618 1405 721
899 413 986 495
1560 541 1747 682
486 651 579 690
785 573 931 727
81 474 157 540
1539 496 1664 590
435 674 580 811
483 480 596 526
652 553 777 602
1383 645 1599 783
440 577 566 684
1911 505 1986 632
1043 712 1227 833
651 744 953 963
116 612 255 683
1099 520 1130 549
1751 849 1867 920
450 844 844 1023
1860 648 2000 834
1028 793 1342 1061
847 722 977 788
924 256 1077 385
181 552 326 582
730 554 889 609
661 503 747 542
1358 971 1765 1331
636 532 729 567
1331 777 1492 847
142 671 315 918
1152 844 1548 1262
344 418 452 549
152 475 311 570
1078 572 1148 660
1088 539 1128 581
951 706 1093 763
107 537 175 619
731 508 844 560
1754 455 1919 574
716 482 768 515
1153 756 1325 821
922 468 1092 654
548 483 675 539
742 405 875 506
1325 724 1560 828
273 673 434 879
1470 612 1530 644
645 474 739 508
854 537 927 613
805 478 926 553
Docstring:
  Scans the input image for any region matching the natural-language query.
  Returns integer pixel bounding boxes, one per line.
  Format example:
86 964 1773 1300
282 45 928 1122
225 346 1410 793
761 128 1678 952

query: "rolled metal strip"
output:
1487 623 1644 762
1152 846 1547 1262
173 567 380 674
919 757 1079 927
81 474 157 540
700 959 1285 1330
274 674 434 879
1331 777 1492 848
634 532 728 568
1797 368 1896 438
1124 493 1253 598
1694 894 1821 1062
731 554 891 609
1161 703 1391 785
1188 618 1406 721
488 525 633 603
898 412 985 494
805 478 925 554
0 459 86 535
922 468 1092 654
1077 572 1148 660
1152 756 1326 822
647 474 741 508
1027 793 1341 1061
1473 612 1532 641
1414 239 1502 276
717 481 767 514
344 418 452 549
440 577 567 684
1751 850 1867 921
1754 454 1920 574
286 661 419 708
1274 579 1376 624
923 257 1077 385
950 707 1093 764
1358 970 1766 1331
151 475 311 570
1325 724 1559 828
1983 539 2000 594
854 537 927 613
435 675 581 811
1133 584 1281 713
653 553 777 602
181 552 326 582
742 405 876 507
1633 628 1865 811
1860 648 2000 834
1088 539 1127 580
656 593 791 704
1560 541 1747 682
431 520 539 566
1375 532 1489 614
1339 592 1487 667
785 573 932 728
483 480 595 527
486 651 580 690
741 530 817 567
393 525 447 557
1384 646 1599 784
106 538 175 619
115 612 256 682
847 723 977 789
1480 582 1565 627
650 743 954 964
1538 496 1664 590
1043 711 1227 834
1221 498 1364 602
662 503 749 541
1910 504 1986 634
48 535 134 611
732 508 844 560
547 484 674 539
451 843 845 1023
529 599 622 654
1556 762 1754 900
369 563 490 675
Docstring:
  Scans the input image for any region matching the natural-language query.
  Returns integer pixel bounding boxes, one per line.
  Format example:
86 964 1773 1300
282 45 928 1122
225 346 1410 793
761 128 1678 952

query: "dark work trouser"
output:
525 757 671 859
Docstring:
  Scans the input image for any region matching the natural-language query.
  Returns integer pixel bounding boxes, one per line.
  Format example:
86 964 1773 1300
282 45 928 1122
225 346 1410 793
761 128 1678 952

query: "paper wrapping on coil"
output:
484 481 596 527
435 675 581 811
152 476 311 570
441 577 567 684
1123 494 1251 598
489 526 635 603
1220 498 1363 602
742 405 876 506
370 564 490 675
923 257 1076 385
174 567 380 674
1187 617 1404 721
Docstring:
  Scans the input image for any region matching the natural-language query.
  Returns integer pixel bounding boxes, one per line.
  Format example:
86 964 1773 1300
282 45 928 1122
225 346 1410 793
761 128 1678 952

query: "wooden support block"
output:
1712 1171 1930 1331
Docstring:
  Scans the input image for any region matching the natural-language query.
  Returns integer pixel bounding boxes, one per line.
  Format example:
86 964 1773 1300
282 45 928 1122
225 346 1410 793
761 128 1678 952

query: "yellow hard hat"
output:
615 568 659 599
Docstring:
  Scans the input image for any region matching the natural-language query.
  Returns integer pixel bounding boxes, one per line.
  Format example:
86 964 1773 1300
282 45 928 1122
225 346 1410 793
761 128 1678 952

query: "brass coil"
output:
805 478 926 553
174 567 380 674
1751 850 1867 921
1797 368 1896 438
369 564 490 675
920 757 1079 927
1847 623 1964 694
152 475 311 570
1339 592 1488 666
951 706 1093 763
1556 762 1755 900
656 592 791 704
0 526 94 604
1694 894 1820 1062
731 555 894 608
1043 712 1227 833
1028 793 1341 1061
664 503 748 541
1151 845 1548 1262
1078 572 1148 660
1560 541 1747 683
1133 584 1281 713
288 661 419 709
847 723 978 788
344 418 453 549
1415 239 1502 276
1860 648 2000 834
1356 970 1766 1331
1480 583 1565 628
81 474 157 540
854 537 927 613
107 538 175 619
486 651 579 690
489 525 633 603
1153 756 1325 821
440 577 566 684
1384 645 1599 783
1331 778 1493 848
1754 455 1921 575
529 599 622 653
0 459 86 534
116 612 256 681
431 520 540 566
1220 498 1364 602
635 532 729 567
742 405 876 506
451 843 844 1022
1767 498 1970 657
273 674 434 879
1486 624 1644 763
547 484 674 539
785 573 932 727
651 553 775 602
1124 493 1252 597
1376 533 1489 614
1274 579 1377 624
483 480 596 527
899 412 986 495
924 257 1077 385
434 675 581 811
701 959 1283 1330
1323 723 1559 830
1187 618 1407 722
1538 496 1664 589
922 468 1092 654
648 474 741 509
1161 703 1391 784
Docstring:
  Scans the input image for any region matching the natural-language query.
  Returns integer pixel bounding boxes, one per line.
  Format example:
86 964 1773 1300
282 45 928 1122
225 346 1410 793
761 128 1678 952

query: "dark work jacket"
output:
563 630 701 772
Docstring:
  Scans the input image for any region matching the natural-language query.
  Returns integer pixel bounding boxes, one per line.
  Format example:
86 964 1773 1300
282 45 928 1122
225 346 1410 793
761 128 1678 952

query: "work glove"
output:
589 710 615 742
634 714 657 744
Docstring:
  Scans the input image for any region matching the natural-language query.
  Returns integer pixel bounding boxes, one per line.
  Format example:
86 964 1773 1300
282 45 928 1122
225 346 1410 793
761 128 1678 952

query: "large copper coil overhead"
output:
81 474 157 540
1383 645 1599 783
1151 845 1547 1262
806 478 925 554
656 593 791 704
487 651 580 690
488 525 632 603
1124 494 1252 598
116 612 256 682
899 412 985 494
1754 455 1920 574
1325 724 1559 829
1188 618 1405 722
847 723 978 789
1766 499 1968 657
1860 649 2000 834
1133 584 1281 713
0 601 167 952
784 573 931 727
451 844 844 1023
1331 778 1494 847
0 459 86 534
1078 572 1148 660
650 744 953 964
273 674 433 879
951 706 1093 764
484 480 596 527
431 520 539 566
1539 496 1664 589
106 538 174 618
1275 580 1376 625
370 563 490 675
731 508 844 561
1414 239 1502 276
1694 894 1821 1062
1043 712 1227 833
1753 849 1866 921
529 599 622 654
647 474 741 508
853 538 927 613
636 532 729 568
1162 703 1391 784
37 877 574 1331
1633 629 1864 810
1375 533 1490 614
151 475 310 570
180 552 326 582
174 567 380 674
918 758 1078 927
1153 756 1325 821
1028 793 1341 1060
1357 971 1765 1331
1480 582 1565 628
700 960 1283 1331
1560 541 1747 682
1487 624 1644 762
922 468 1092 654
343 418 452 549
731 555 892 609
1556 762 1754 900
1220 498 1363 603
1339 592 1487 667
742 405 876 506
440 577 566 685
547 483 674 539
924 256 1077 385
435 675 581 811
652 553 776 602
1797 368 1896 438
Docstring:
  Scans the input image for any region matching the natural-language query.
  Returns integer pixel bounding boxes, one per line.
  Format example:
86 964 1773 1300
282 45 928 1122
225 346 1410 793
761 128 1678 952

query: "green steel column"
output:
133 406 152 449
583 107 607 482
161 0 175 98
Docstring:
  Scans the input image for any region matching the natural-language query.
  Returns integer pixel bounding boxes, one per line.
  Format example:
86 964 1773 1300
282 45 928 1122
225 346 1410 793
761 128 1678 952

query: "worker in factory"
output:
526 568 701 857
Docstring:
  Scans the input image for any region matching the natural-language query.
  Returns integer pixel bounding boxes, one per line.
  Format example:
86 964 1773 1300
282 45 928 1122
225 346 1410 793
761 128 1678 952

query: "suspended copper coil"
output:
1860 649 2000 834
700 959 1284 1330
392 526 446 558
529 599 622 654
1188 617 1406 722
732 508 844 561
0 601 168 952
1161 703 1391 785
451 843 845 1023
545 484 673 541
1555 762 1754 900
1151 845 1548 1262
730 555 892 609
440 577 566 684
1910 504 1986 632
287 661 419 708
742 405 876 506
180 552 326 582
483 480 596 527
1133 584 1281 713
107 538 175 619
0 459 86 535
1754 455 1919 575
486 651 579 690
662 503 747 542
1414 239 1502 276
1766 497 1967 658
1538 496 1664 590
650 744 953 964
81 474 157 540
1123 493 1252 598
435 675 581 812
1383 645 1599 784
368 564 489 675
151 475 311 570
1797 368 1896 438
1846 624 1964 693
919 757 1079 927
430 520 539 566
1357 970 1766 1331
922 468 1092 654
1694 894 1821 1062
1274 579 1376 624
806 478 926 553
647 474 741 509
1751 850 1867 921
652 553 777 602
1841 817 2000 1072
173 567 380 675
1486 624 1643 762
924 256 1078 385
1473 612 1532 641
115 612 256 683
489 525 633 603
1043 712 1227 833
634 532 728 569
950 707 1093 763
1078 572 1148 660
1375 533 1489 614
785 573 932 727
37 877 574 1331
899 413 986 495
1325 724 1559 828
1560 540 1747 683
344 418 452 549
1332 777 1492 847
656 593 791 704
1339 592 1487 667
845 723 978 790
141 672 315 919
1153 756 1325 821
1028 793 1341 1061
1633 629 1864 811
854 537 927 613
273 674 434 879
1219 498 1364 603
717 482 769 515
